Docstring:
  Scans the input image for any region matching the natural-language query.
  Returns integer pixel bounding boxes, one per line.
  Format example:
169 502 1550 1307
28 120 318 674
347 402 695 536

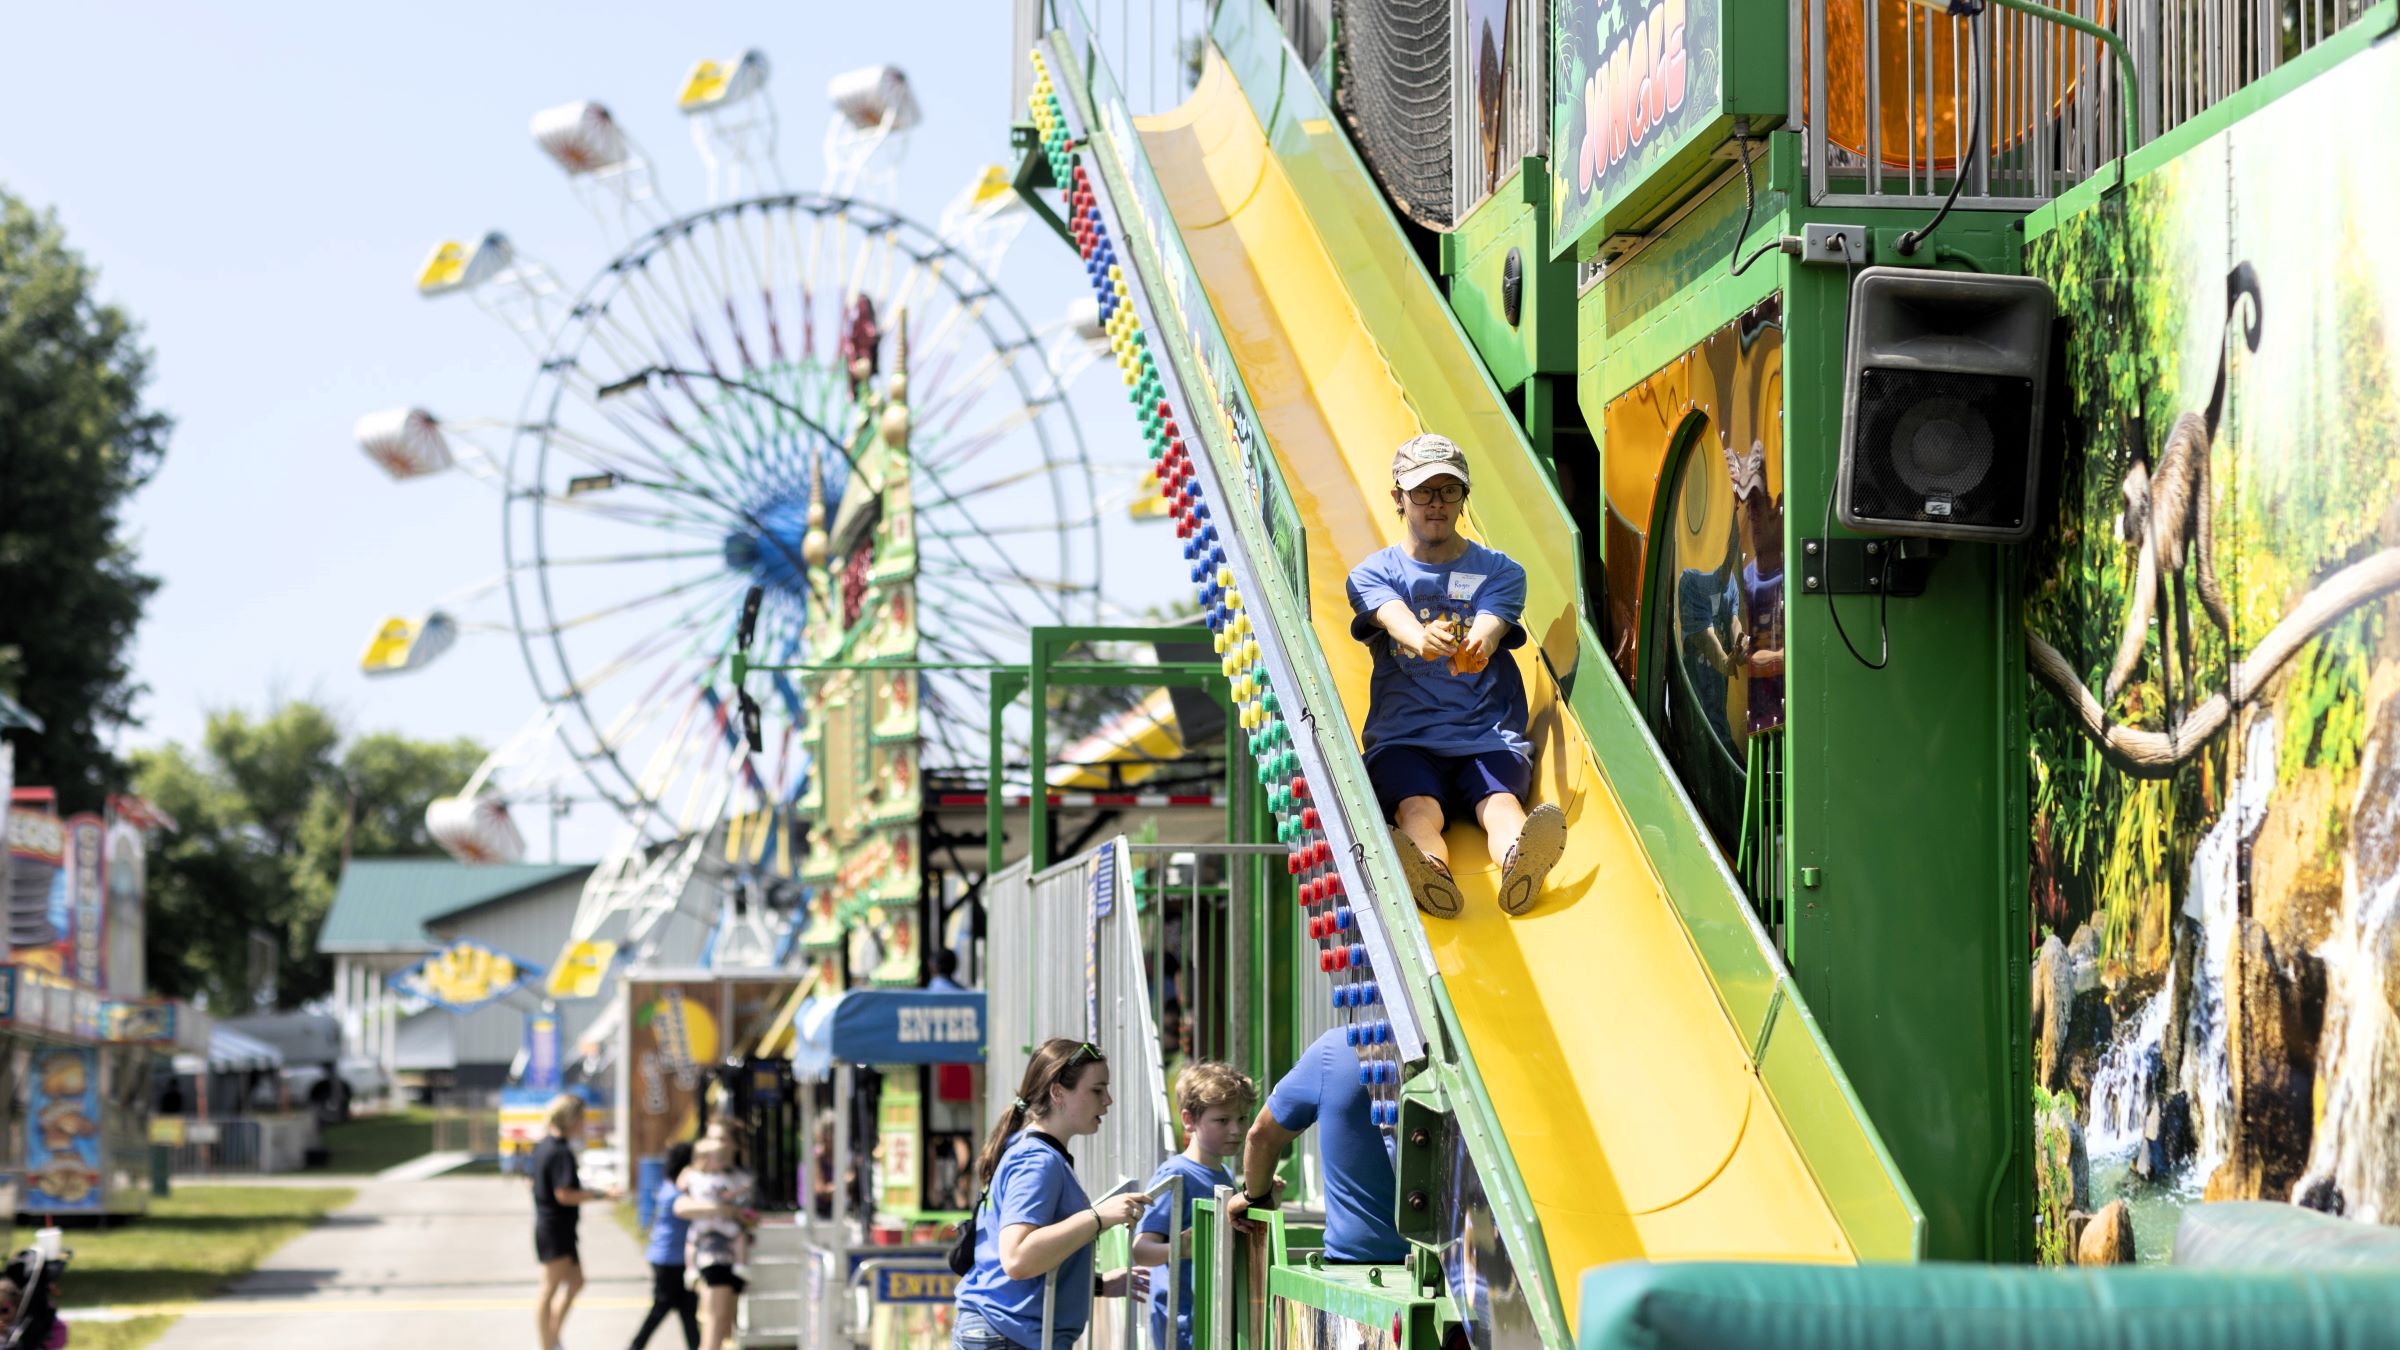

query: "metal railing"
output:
985 836 1339 1347
1798 0 2380 206
986 838 1180 1195
847 1256 956 1347
1452 0 1550 219
1047 0 1215 115
1133 843 1335 1084
1091 842 1180 1200
984 846 1103 1136
1273 0 1334 86
793 1243 843 1349
430 1109 501 1159
1738 730 1789 954
164 1115 318 1175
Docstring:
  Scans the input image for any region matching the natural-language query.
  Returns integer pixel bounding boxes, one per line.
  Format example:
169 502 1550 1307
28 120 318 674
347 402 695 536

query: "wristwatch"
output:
1241 1189 1278 1209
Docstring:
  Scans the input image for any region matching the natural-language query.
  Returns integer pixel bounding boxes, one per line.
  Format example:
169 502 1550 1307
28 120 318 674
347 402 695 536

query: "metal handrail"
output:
795 1244 841 1348
1451 0 1550 221
847 1255 954 1304
1799 0 2378 206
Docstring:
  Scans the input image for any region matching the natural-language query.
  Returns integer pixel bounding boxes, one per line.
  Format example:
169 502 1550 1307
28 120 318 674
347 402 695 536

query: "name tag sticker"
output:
1448 572 1486 602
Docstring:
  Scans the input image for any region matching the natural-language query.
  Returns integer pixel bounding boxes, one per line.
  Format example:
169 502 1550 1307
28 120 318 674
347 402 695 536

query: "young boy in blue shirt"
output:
630 1140 700 1349
1346 433 1567 916
1130 1062 1256 1350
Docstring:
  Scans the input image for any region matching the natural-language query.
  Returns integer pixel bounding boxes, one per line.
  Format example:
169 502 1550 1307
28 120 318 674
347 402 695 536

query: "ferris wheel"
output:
356 51 1118 965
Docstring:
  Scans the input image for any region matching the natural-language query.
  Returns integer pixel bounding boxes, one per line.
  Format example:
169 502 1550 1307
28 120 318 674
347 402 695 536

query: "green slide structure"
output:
1029 3 1909 1343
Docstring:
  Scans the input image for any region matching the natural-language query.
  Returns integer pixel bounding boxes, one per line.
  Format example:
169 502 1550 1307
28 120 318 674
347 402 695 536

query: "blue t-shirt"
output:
643 1178 691 1266
954 1133 1093 1348
1269 1028 1407 1264
1345 542 1531 762
1136 1153 1232 1350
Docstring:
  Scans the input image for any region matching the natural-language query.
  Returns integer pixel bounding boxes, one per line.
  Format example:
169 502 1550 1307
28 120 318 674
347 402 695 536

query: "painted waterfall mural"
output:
2022 39 2400 1256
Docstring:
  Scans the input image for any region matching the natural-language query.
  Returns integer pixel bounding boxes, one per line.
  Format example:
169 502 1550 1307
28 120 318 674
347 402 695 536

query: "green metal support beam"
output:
1009 123 1076 250
983 625 1230 877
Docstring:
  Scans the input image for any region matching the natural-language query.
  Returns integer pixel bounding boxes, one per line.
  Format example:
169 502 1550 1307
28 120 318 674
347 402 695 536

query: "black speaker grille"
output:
1848 367 2035 533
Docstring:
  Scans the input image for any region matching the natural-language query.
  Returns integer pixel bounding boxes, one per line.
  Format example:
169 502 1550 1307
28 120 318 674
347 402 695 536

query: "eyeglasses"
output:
1403 482 1467 505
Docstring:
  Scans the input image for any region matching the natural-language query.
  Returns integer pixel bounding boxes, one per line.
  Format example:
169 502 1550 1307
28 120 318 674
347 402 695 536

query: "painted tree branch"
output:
2028 547 2400 779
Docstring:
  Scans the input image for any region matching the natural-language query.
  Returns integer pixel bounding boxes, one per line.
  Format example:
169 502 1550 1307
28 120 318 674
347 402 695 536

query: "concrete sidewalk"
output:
149 1175 658 1349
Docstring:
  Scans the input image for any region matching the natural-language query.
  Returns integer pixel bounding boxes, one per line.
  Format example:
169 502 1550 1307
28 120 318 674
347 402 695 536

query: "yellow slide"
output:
1138 56 1851 1322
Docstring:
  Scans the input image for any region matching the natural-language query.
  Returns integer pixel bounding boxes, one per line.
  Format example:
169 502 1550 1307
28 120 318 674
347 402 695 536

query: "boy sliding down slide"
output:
1347 433 1566 916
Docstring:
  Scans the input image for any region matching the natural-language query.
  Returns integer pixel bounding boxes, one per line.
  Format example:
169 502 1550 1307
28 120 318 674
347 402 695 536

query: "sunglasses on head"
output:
1065 1041 1102 1069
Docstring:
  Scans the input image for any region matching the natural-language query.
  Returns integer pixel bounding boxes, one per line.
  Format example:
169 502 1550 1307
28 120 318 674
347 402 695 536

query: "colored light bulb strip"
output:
1034 49 1400 1109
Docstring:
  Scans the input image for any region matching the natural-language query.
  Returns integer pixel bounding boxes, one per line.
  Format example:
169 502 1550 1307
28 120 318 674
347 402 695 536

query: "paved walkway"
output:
149 1175 657 1350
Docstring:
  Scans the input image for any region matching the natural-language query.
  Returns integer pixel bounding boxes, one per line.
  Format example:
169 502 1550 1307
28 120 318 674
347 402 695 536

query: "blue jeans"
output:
953 1308 1029 1350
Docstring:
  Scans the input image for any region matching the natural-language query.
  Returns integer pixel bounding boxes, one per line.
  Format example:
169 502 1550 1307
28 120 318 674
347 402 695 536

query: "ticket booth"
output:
771 988 985 1348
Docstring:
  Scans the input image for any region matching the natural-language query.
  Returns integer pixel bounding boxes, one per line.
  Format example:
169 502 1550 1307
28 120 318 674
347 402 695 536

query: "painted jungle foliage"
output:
2023 39 2400 1257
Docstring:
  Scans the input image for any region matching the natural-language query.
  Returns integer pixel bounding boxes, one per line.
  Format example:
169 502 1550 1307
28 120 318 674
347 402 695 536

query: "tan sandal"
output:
1498 803 1566 915
1390 825 1463 918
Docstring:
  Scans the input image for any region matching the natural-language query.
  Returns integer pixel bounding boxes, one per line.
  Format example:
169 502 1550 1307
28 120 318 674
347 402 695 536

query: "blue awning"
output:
792 990 984 1076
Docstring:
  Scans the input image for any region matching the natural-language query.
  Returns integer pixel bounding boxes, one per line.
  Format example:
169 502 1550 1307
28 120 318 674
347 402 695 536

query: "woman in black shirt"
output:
531 1094 619 1350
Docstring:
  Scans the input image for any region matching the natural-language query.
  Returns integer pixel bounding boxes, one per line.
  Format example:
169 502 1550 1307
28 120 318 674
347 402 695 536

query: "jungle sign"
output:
1551 0 1717 248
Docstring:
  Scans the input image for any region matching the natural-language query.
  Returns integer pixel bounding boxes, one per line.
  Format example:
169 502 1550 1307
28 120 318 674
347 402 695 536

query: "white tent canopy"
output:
172 1024 286 1076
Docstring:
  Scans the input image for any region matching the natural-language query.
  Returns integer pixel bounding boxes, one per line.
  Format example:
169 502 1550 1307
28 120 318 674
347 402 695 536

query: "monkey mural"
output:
2101 263 2263 720
2027 258 2400 777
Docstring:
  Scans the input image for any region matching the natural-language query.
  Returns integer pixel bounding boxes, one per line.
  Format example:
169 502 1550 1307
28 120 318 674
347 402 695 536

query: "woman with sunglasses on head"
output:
952 1038 1150 1349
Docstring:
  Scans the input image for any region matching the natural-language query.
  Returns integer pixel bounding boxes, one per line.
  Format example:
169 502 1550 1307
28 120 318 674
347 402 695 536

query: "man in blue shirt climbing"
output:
1223 1026 1406 1264
1345 433 1566 917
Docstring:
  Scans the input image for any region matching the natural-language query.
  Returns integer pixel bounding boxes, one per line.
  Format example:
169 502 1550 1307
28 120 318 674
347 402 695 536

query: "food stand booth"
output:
0 967 202 1217
613 967 804 1221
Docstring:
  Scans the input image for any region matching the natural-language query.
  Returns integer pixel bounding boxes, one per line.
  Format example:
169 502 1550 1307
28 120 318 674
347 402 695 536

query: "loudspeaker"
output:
1838 267 2054 542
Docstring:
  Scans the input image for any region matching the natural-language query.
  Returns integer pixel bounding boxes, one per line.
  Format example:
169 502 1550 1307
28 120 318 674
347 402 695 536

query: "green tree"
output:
0 189 171 812
132 702 484 1010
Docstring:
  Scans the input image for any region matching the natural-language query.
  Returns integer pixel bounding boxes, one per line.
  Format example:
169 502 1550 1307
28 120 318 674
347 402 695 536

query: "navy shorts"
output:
1366 745 1530 823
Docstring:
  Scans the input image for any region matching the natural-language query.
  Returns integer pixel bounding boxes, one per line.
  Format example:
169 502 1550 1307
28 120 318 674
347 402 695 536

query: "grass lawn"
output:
15 1184 354 1350
317 1106 434 1175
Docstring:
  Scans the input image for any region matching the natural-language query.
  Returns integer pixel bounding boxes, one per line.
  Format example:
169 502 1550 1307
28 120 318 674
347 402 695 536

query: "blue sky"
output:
3 3 1188 856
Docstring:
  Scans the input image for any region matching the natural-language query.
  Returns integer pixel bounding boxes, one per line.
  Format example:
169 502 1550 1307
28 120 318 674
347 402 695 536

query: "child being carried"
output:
680 1137 757 1290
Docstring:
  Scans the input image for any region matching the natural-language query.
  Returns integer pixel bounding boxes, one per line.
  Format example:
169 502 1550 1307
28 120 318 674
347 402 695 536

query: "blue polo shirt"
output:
1345 542 1531 763
954 1133 1092 1348
1136 1153 1232 1350
1269 1028 1406 1263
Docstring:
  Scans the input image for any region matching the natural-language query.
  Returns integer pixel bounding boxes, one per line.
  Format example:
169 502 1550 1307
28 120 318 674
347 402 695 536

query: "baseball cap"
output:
1391 433 1471 491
